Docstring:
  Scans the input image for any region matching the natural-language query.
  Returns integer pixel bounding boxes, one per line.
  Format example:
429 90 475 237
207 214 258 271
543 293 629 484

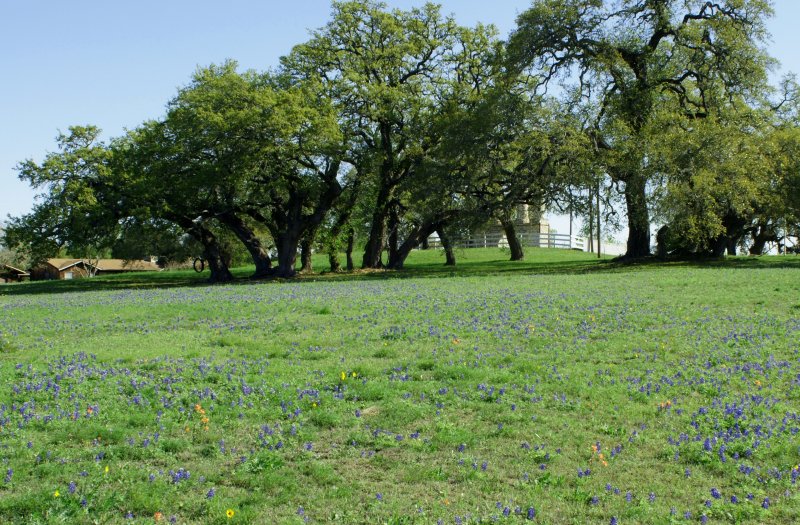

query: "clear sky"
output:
2 0 798 241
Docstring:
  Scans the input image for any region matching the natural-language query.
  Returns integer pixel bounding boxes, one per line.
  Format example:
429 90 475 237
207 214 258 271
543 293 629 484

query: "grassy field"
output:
1 248 799 524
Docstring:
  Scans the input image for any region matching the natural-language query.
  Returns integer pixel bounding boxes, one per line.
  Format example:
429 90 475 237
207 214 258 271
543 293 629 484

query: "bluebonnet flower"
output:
206 488 215 499
710 488 721 499
762 497 770 509
526 507 535 520
4 469 12 483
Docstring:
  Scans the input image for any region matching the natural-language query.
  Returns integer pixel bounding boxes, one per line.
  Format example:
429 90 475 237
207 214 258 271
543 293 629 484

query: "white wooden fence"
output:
426 232 585 251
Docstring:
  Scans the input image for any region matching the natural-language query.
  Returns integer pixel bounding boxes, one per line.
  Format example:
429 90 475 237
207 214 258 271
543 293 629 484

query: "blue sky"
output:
2 0 798 239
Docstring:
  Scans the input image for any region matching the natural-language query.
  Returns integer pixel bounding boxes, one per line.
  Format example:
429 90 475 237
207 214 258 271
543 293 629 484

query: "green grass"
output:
0 248 799 523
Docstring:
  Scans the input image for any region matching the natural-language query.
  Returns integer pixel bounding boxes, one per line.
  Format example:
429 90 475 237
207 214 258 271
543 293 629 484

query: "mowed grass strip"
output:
1 249 799 524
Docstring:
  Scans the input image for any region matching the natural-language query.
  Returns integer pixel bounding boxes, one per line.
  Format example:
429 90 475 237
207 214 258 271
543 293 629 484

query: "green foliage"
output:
5 126 116 263
509 0 777 257
5 0 797 280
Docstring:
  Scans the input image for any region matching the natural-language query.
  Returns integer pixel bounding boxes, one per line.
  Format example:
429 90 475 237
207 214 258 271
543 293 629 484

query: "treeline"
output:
5 1 799 282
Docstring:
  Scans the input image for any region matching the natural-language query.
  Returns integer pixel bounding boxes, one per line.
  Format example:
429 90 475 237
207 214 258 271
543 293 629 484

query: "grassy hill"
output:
1 249 798 523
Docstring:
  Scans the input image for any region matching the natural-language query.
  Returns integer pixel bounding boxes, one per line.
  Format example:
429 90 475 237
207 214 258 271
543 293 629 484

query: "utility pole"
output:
568 189 573 249
587 187 594 253
596 179 601 259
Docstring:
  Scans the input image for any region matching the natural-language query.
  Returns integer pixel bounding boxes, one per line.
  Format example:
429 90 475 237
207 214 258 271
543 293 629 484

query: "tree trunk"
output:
386 221 438 270
623 173 651 258
362 181 393 269
300 237 313 273
726 238 738 256
710 236 728 258
170 214 233 283
274 227 302 278
421 237 429 250
722 212 746 257
436 228 456 266
386 202 401 269
203 242 234 283
655 225 669 259
749 223 777 255
328 250 341 272
217 212 272 278
325 181 360 274
501 219 524 261
345 228 355 271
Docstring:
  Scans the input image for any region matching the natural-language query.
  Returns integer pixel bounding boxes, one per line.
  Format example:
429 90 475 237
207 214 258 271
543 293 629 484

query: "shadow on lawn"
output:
1 253 797 297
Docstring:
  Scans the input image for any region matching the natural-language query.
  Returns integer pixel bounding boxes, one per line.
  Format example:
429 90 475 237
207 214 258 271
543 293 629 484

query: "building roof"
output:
2 264 30 276
94 259 161 272
41 258 161 272
45 258 85 271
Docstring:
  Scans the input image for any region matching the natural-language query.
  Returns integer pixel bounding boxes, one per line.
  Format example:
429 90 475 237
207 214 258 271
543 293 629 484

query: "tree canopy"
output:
5 1 797 279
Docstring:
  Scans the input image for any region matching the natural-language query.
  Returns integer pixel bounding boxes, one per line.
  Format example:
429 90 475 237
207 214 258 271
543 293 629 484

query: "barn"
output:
0 264 30 283
29 259 95 280
29 258 161 280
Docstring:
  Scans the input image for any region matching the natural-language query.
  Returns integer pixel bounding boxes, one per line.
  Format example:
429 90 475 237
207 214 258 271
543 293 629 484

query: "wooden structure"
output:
29 258 161 281
1 264 30 283
94 259 161 274
30 259 93 280
471 204 551 245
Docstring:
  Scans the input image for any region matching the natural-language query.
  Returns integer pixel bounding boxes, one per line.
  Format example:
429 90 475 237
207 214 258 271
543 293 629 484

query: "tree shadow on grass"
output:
1 253 797 297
